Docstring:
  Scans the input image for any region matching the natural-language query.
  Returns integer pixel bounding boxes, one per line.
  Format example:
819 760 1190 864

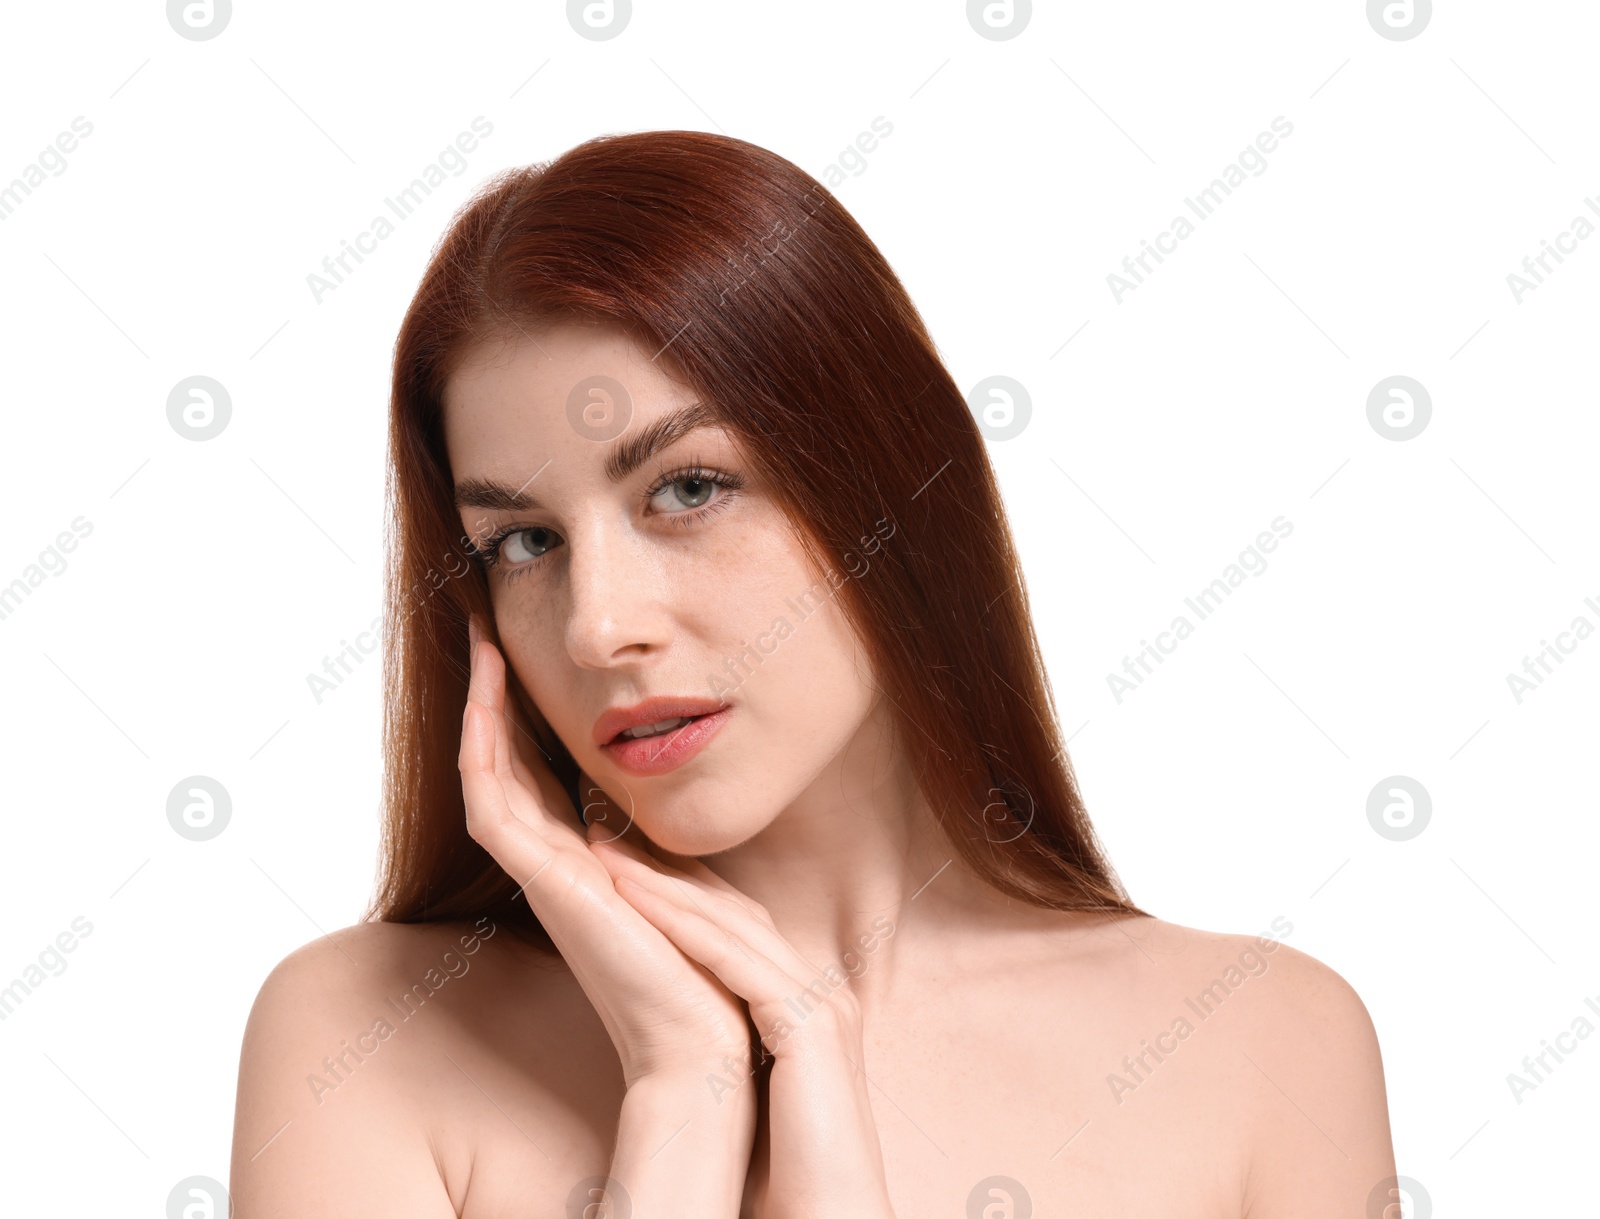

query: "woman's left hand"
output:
586 830 898 1219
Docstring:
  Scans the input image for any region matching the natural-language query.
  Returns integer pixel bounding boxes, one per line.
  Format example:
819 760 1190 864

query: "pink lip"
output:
599 707 731 777
592 695 731 746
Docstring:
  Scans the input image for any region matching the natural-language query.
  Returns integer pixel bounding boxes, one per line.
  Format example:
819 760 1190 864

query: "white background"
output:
0 1 1593 1214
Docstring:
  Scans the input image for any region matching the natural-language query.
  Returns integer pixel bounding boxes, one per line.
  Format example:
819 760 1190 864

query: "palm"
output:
460 625 754 1083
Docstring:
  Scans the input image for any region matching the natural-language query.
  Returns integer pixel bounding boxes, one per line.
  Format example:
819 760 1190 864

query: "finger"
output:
461 702 682 961
607 857 823 991
586 826 657 873
468 634 520 787
600 849 757 926
653 852 774 920
465 615 496 708
612 874 804 1015
580 790 715 879
587 830 709 890
577 802 779 932
479 626 590 832
459 641 593 878
467 622 535 791
609 834 778 927
460 696 557 880
465 634 582 835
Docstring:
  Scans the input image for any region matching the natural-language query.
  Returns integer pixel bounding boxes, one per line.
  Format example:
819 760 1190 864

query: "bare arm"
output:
604 1068 757 1215
459 619 760 1216
228 932 459 1218
591 835 900 1218
1239 944 1398 1217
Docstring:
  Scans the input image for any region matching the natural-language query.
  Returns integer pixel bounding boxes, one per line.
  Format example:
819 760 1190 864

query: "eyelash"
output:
472 459 746 579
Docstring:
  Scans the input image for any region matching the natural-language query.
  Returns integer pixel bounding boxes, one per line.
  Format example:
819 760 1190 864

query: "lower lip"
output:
600 708 731 776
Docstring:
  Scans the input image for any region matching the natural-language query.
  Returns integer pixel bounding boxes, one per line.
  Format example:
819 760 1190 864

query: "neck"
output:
693 696 1021 1012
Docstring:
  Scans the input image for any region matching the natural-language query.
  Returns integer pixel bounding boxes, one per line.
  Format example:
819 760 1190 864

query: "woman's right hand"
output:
458 613 757 1091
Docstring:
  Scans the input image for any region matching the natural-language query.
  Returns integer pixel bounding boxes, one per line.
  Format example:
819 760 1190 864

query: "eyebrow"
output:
453 401 722 511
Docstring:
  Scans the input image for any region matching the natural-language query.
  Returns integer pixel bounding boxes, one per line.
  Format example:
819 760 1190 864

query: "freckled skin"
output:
442 321 877 858
229 321 1396 1218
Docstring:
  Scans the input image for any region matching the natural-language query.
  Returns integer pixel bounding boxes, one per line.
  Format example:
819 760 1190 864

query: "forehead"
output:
443 319 689 440
441 319 738 510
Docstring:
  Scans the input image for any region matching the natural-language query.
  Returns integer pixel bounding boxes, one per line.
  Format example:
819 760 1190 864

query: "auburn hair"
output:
366 129 1145 946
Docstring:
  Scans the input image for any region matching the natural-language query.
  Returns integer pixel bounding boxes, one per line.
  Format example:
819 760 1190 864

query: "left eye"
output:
651 476 719 513
500 527 559 563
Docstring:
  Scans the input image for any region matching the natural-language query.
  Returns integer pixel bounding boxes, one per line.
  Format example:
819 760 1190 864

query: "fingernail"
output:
467 614 483 649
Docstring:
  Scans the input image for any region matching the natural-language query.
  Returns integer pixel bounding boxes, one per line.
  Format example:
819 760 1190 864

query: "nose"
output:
562 519 674 670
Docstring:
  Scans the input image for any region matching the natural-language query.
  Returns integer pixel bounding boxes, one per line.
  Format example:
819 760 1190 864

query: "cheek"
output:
785 595 871 692
650 598 873 854
493 589 580 732
590 533 881 853
720 572 877 754
703 511 876 712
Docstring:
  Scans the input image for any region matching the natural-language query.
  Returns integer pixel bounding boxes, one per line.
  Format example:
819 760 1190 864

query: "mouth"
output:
593 697 732 777
614 714 706 741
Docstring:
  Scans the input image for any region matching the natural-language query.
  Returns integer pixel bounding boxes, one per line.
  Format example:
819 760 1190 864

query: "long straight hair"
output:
367 129 1145 946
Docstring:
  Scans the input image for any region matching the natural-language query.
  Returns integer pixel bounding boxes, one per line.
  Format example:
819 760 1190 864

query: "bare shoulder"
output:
1087 911 1376 1023
230 918 616 1218
1108 914 1397 1216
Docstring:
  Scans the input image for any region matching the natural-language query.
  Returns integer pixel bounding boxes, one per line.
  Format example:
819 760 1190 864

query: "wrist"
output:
610 1066 757 1219
625 1056 760 1126
759 992 864 1063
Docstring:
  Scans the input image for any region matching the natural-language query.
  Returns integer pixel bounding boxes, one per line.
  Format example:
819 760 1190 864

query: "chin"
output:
626 781 776 857
636 814 754 858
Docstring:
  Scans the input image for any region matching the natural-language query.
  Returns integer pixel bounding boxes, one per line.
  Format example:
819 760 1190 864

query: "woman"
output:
230 130 1396 1217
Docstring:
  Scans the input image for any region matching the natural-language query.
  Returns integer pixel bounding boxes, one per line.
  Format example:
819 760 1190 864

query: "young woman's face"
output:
442 320 881 855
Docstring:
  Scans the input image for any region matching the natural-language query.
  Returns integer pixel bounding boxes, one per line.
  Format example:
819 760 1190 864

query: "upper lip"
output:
593 695 729 746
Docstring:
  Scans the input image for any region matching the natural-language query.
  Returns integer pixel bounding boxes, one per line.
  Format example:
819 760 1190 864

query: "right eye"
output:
484 526 562 569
